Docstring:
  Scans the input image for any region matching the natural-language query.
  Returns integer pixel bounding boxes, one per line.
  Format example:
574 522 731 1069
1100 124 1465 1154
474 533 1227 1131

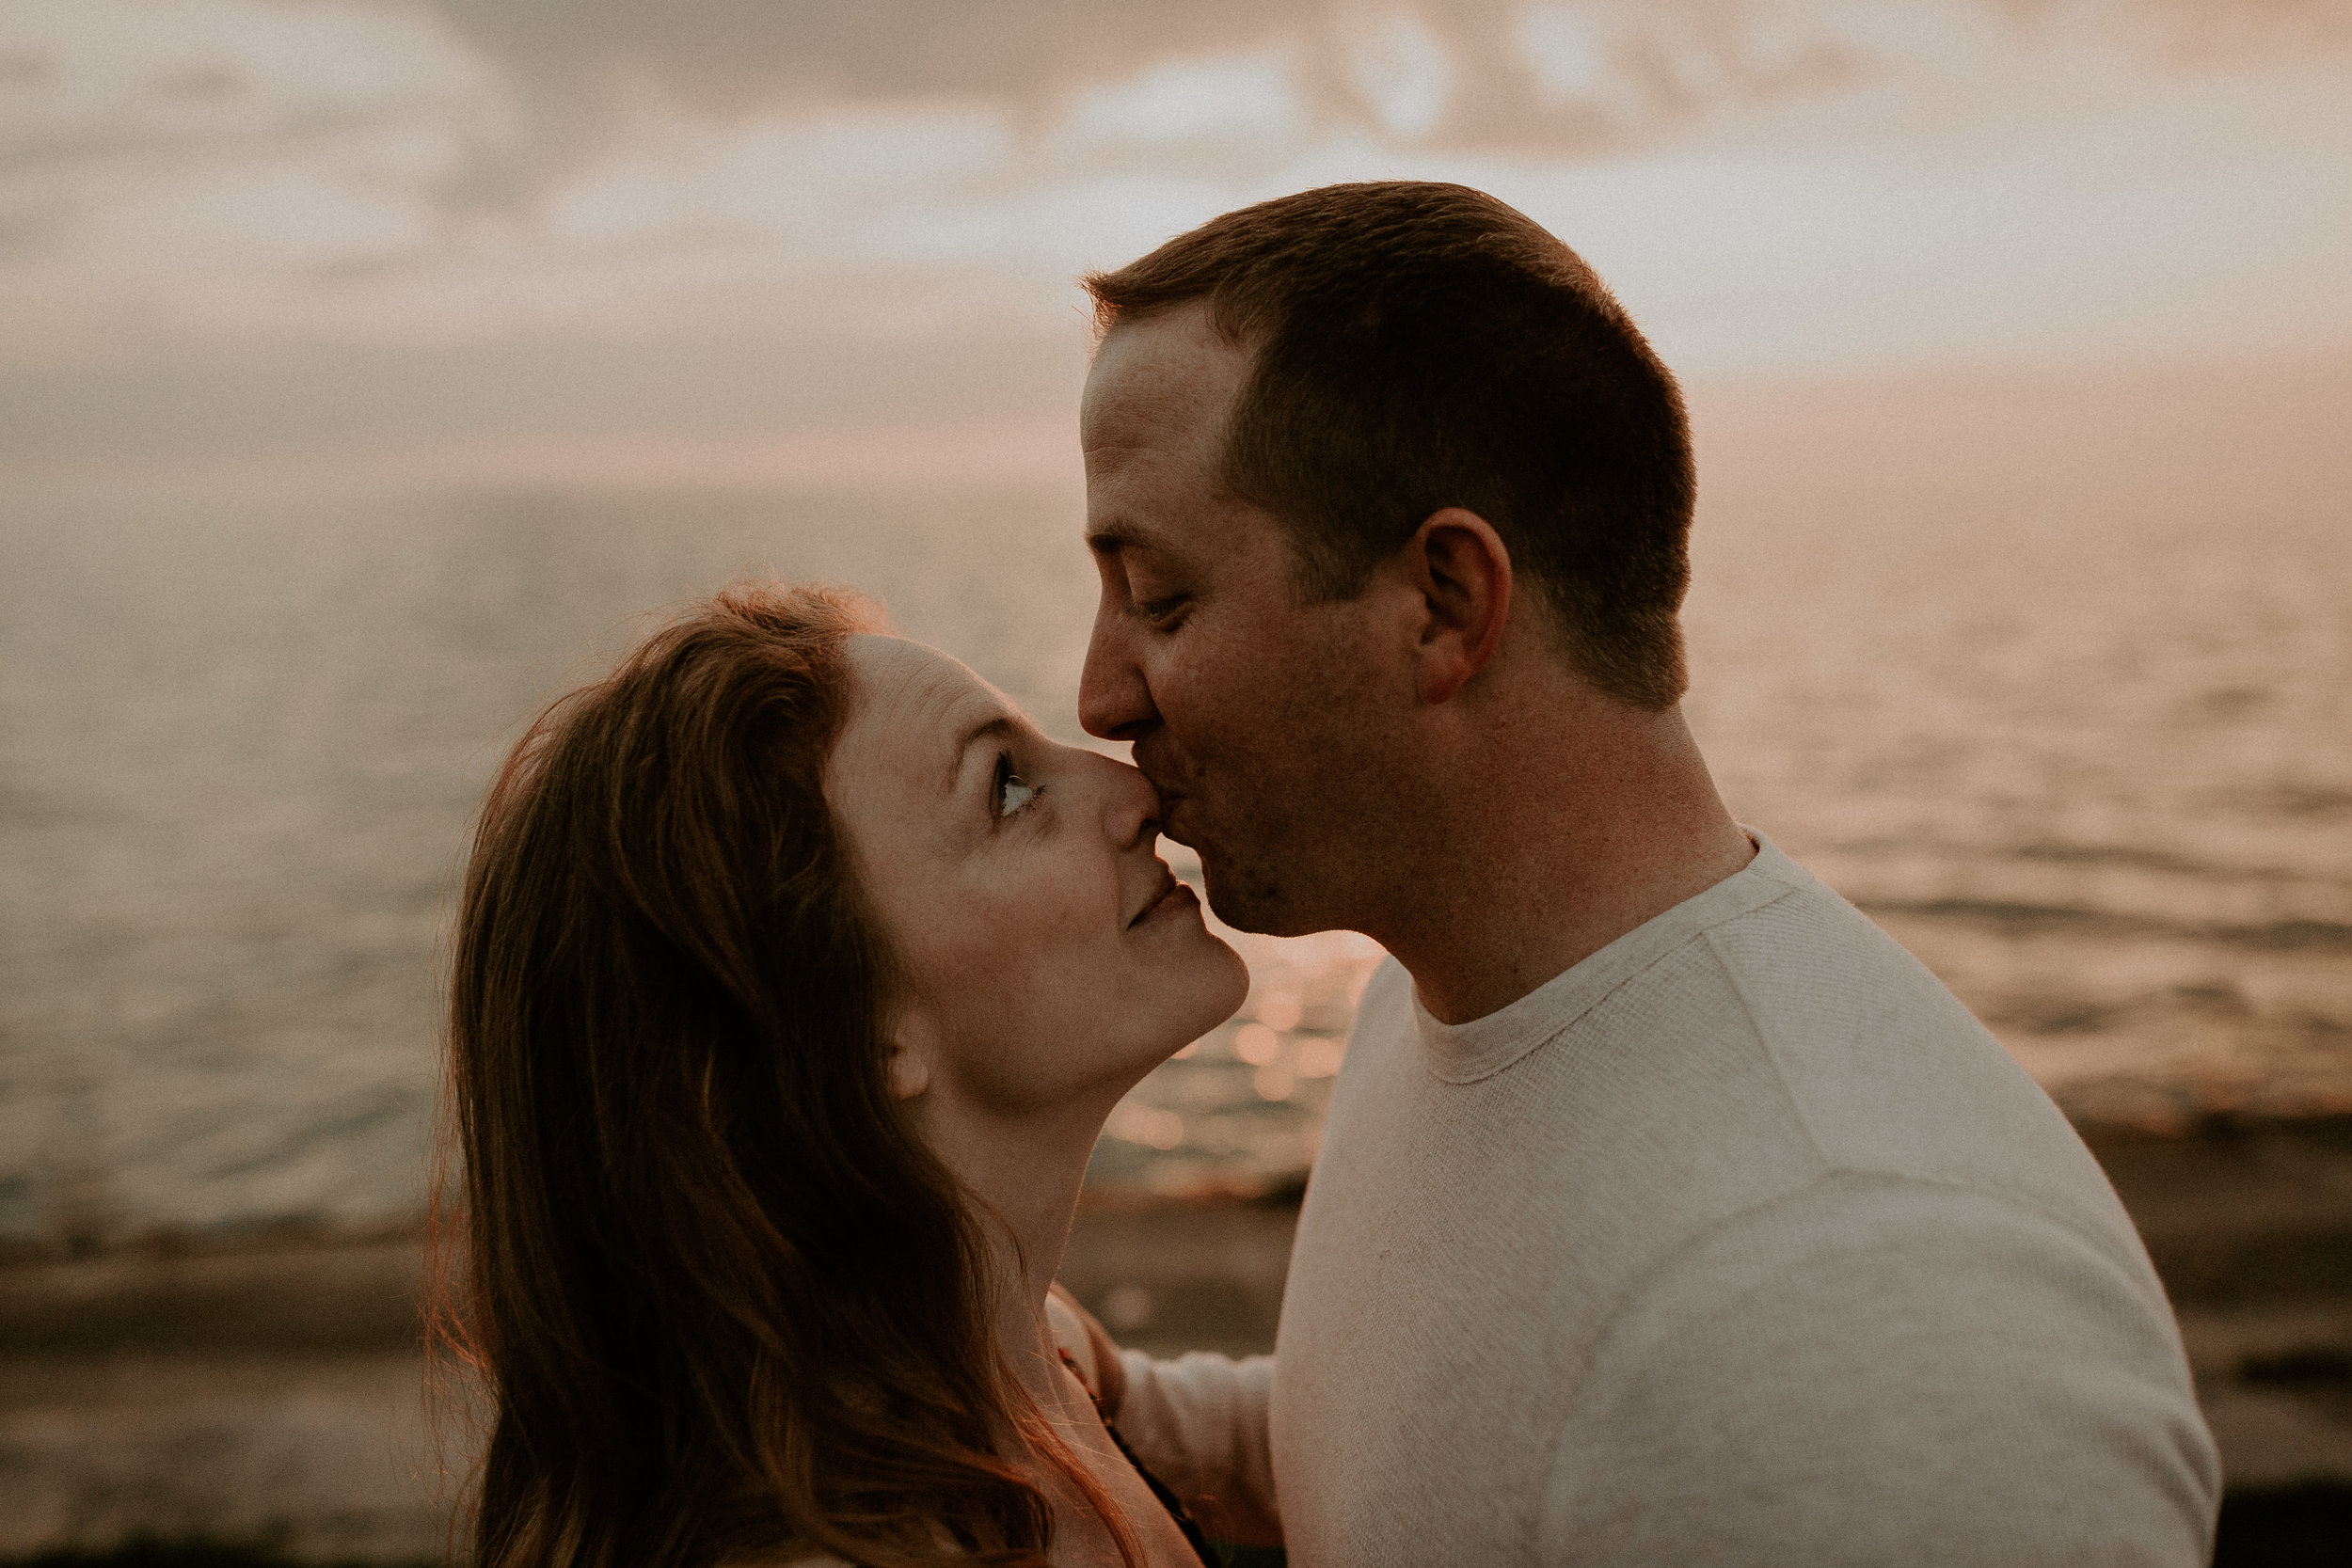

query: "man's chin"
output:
1198 862 1316 939
1165 818 1326 937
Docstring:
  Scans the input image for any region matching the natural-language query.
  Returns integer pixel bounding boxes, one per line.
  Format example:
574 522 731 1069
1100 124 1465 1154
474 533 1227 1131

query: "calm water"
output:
3 451 2347 1246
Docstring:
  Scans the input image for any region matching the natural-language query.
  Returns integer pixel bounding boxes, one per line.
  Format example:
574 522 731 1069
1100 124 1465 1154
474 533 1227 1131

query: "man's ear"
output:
1407 508 1513 705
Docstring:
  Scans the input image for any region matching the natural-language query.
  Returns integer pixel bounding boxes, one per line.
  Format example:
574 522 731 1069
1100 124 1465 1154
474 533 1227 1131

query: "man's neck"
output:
1375 694 1756 1026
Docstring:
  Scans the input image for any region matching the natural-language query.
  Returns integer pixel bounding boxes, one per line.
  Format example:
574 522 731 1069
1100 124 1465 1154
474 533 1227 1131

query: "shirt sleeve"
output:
1114 1349 1283 1547
1539 1173 2220 1567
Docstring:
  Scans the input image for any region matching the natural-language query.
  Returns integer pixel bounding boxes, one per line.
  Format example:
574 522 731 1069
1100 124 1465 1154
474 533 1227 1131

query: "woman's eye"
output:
993 752 1041 817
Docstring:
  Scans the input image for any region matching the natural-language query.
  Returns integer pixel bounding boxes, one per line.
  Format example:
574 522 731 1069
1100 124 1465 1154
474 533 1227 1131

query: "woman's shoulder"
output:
1044 1280 1128 1416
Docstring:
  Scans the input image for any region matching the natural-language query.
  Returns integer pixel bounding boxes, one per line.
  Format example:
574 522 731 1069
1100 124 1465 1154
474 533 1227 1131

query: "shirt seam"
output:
1699 924 1835 1164
1694 923 2137 1263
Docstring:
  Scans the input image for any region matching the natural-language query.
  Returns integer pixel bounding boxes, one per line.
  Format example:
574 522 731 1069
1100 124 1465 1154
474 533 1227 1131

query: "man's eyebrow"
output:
1085 520 1162 556
946 714 1017 796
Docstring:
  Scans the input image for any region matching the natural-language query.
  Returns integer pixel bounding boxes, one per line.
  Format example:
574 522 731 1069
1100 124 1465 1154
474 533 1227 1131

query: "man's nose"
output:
1079 612 1159 742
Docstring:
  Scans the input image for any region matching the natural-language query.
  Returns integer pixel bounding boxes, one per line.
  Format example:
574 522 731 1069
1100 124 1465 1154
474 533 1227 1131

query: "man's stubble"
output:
1145 628 1418 942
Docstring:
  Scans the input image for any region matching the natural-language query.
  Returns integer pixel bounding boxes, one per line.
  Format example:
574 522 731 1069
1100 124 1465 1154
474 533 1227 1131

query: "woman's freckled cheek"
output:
923 873 1053 972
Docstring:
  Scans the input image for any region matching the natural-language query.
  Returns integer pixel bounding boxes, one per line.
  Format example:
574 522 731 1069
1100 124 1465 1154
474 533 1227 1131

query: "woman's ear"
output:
886 1045 930 1101
882 1010 936 1101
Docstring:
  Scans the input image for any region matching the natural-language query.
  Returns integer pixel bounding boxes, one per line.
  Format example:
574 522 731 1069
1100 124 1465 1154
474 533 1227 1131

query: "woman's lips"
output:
1130 870 1197 927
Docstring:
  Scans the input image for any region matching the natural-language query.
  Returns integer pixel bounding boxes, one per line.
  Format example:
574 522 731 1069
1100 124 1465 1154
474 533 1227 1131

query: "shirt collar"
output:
1409 830 1810 1085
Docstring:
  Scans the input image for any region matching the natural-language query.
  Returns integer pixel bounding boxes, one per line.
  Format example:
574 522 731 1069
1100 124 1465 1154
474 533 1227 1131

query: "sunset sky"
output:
3 0 2347 472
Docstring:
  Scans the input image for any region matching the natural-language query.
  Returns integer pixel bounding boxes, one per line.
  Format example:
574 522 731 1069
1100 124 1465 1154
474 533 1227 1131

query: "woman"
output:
438 581 1249 1567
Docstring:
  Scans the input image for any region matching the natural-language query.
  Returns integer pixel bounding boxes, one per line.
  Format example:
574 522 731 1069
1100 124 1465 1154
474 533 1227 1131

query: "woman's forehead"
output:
837 635 1005 798
847 634 981 721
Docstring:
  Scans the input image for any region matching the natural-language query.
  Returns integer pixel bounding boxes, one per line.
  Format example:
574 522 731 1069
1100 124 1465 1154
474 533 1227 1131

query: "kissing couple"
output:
441 182 2218 1567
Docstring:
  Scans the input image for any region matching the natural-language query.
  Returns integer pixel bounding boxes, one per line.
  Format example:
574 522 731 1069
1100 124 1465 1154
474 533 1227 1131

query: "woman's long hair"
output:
434 583 1126 1567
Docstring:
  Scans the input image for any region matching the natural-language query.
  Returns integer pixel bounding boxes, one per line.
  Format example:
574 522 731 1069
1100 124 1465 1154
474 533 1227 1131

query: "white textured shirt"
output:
1118 833 2218 1565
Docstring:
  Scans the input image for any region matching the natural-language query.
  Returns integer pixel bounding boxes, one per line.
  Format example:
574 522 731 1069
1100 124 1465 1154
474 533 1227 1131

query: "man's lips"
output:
1147 784 1202 848
1132 741 1192 807
1132 738 1201 848
1157 800 1201 849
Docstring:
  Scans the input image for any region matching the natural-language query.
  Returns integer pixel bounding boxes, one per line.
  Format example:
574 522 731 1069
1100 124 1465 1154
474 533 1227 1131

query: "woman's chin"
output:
1209 936 1251 1020
1172 939 1251 1051
1124 947 1250 1074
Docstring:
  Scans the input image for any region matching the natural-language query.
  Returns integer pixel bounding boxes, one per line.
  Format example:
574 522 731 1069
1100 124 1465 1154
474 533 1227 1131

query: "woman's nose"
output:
1079 747 1162 848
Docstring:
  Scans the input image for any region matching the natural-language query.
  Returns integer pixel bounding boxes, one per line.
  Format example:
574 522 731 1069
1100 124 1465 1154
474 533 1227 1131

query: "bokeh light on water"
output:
1087 927 1384 1198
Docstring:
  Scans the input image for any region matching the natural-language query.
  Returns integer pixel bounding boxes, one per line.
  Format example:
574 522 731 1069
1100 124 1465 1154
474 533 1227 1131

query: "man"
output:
1072 182 2217 1564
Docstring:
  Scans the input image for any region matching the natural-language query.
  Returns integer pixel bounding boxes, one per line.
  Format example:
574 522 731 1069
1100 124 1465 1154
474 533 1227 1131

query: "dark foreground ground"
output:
4 1116 2350 1564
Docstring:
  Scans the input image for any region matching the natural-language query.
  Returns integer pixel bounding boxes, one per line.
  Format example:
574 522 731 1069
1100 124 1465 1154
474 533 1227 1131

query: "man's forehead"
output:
1083 311 1261 568
1082 305 1250 449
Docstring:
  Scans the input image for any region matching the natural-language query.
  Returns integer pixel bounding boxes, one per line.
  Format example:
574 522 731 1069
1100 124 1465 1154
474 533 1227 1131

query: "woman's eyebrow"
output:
945 714 1017 796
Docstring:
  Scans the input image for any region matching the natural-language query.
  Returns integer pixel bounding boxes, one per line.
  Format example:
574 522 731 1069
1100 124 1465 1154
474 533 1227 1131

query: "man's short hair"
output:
1084 181 1693 710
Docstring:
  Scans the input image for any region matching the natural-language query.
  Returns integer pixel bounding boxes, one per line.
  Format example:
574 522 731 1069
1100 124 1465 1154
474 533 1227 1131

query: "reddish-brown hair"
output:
435 582 1129 1567
1085 180 1694 709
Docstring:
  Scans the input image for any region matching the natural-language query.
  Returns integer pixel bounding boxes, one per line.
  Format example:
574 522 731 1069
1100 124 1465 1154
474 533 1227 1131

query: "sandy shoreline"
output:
4 1117 2349 1557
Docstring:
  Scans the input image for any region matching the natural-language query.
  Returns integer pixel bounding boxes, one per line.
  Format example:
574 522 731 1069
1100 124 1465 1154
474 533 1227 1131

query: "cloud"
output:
1343 10 1457 138
0 0 507 176
0 0 2347 457
0 0 516 307
1060 45 1305 150
406 0 2352 180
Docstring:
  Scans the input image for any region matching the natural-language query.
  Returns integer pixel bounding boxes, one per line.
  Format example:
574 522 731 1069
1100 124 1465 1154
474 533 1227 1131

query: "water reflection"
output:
2 403 2347 1244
